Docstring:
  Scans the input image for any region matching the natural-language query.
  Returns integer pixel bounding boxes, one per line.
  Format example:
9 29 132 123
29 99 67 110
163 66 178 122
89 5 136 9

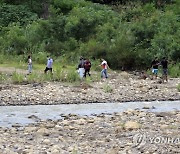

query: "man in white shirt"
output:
44 56 53 73
100 59 109 78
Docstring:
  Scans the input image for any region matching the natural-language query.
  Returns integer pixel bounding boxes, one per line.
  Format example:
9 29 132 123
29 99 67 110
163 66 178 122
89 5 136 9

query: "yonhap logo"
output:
133 133 147 148
132 133 180 148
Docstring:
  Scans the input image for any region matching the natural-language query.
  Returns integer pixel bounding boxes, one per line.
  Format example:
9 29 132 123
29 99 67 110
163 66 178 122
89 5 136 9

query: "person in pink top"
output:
100 58 109 78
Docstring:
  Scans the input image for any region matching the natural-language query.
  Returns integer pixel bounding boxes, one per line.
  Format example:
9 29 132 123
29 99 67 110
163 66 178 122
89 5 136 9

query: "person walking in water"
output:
84 58 91 78
161 57 168 82
44 56 53 73
100 58 109 79
27 55 32 74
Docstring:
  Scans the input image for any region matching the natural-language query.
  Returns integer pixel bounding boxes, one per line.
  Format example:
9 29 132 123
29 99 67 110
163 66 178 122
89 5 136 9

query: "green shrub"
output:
103 84 113 93
43 73 53 82
0 4 37 27
53 65 80 83
169 63 180 78
66 69 80 83
11 72 24 84
26 72 41 83
0 54 7 64
177 84 180 92
33 52 47 64
0 73 8 83
53 67 66 81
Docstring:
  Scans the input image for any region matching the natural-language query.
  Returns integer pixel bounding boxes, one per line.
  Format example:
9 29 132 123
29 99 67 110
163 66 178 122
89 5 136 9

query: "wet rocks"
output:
0 110 179 153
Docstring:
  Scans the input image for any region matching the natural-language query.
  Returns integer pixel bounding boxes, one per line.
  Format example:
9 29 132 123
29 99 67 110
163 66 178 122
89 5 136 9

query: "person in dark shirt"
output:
151 57 159 79
161 57 168 82
83 58 91 78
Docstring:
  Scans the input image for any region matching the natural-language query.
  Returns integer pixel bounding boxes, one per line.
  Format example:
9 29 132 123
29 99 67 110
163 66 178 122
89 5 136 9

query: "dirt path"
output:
0 66 28 75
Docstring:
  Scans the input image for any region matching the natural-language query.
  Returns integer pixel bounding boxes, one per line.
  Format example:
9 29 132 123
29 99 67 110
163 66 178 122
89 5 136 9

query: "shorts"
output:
44 67 52 73
163 69 168 75
152 69 158 74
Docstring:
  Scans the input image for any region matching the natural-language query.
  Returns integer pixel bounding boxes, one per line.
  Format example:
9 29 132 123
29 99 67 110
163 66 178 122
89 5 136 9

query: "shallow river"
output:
0 100 179 127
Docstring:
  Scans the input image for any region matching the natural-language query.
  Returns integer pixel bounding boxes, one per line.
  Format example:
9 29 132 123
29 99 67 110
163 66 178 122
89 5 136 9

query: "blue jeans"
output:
101 69 108 78
28 64 32 73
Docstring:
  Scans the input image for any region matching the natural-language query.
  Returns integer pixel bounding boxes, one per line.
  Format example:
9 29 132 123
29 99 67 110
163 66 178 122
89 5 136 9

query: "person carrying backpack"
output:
84 58 91 78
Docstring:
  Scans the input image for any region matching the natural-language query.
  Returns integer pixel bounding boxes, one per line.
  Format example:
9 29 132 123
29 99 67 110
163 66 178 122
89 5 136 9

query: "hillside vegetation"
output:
0 0 179 71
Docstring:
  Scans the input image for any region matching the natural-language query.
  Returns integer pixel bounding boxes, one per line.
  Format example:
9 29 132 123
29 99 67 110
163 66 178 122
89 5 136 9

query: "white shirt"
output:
101 60 108 69
28 58 32 65
47 58 53 68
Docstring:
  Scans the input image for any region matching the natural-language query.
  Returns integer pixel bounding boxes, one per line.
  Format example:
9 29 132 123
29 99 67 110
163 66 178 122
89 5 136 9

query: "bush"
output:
33 52 47 64
53 67 66 81
26 72 43 83
0 4 37 27
66 69 80 83
168 63 180 78
107 30 136 70
103 84 113 93
0 73 8 83
177 84 180 92
11 72 24 84
53 66 80 83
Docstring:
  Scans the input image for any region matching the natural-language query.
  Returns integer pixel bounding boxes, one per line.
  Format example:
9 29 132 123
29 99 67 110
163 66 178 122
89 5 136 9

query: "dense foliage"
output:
0 0 179 70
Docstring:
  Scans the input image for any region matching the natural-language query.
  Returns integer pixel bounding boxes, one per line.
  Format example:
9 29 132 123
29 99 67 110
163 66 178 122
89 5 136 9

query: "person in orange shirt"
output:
100 59 109 78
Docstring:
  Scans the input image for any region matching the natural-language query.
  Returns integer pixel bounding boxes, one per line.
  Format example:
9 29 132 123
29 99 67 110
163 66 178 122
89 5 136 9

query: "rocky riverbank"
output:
0 71 179 106
0 109 179 153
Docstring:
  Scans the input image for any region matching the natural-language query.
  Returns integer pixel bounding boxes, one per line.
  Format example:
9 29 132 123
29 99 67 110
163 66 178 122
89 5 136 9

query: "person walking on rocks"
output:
44 56 53 74
161 57 168 82
27 55 32 74
151 57 159 79
84 58 91 78
100 58 109 79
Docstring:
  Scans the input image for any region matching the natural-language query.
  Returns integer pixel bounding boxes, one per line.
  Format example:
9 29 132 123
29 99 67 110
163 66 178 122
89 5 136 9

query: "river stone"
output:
124 121 140 130
58 136 65 142
37 128 50 136
43 139 51 145
62 120 69 126
160 124 169 129
77 119 86 125
87 119 95 123
54 125 63 131
51 149 60 154
124 109 135 115
25 127 37 133
45 123 55 129
142 106 151 109
138 112 147 117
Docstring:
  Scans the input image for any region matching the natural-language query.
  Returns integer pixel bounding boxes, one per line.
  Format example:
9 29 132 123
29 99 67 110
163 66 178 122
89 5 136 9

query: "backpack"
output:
84 60 91 69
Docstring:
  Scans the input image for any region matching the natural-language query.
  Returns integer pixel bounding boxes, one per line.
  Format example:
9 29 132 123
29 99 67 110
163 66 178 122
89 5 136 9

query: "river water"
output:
0 100 179 127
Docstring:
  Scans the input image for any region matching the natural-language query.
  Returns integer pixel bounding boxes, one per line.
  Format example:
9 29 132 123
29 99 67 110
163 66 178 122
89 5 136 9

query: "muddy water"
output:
0 100 179 127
